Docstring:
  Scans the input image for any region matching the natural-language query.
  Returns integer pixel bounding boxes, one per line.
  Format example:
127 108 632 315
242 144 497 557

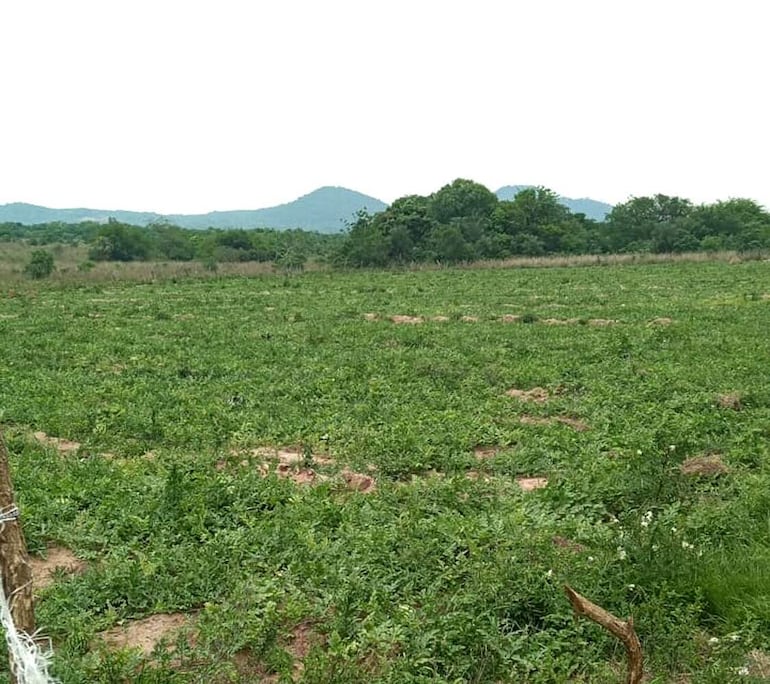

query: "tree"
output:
24 249 54 279
604 195 692 252
334 211 389 267
428 179 498 224
492 187 569 238
429 224 474 263
88 220 153 261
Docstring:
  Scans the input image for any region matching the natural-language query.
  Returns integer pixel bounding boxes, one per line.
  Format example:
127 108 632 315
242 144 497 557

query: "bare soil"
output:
499 314 521 323
649 317 674 325
473 446 499 460
515 477 548 491
461 315 479 322
745 649 770 678
100 613 193 656
552 535 586 553
341 468 376 493
390 315 423 324
680 454 730 476
716 392 742 410
506 387 550 403
32 431 81 454
519 415 589 431
29 546 87 591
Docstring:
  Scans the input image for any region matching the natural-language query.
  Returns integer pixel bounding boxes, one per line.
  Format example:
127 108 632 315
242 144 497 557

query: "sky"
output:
1 0 768 214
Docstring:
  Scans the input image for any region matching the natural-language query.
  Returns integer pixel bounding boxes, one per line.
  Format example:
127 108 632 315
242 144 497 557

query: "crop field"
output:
1 260 769 682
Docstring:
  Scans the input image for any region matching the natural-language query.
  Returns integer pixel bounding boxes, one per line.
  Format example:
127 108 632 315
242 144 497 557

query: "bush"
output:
24 249 55 279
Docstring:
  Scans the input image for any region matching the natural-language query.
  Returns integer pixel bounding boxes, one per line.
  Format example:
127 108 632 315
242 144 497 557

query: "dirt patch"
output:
542 318 580 325
745 649 770 678
680 454 729 476
516 477 548 491
554 416 590 431
33 431 81 454
649 317 674 326
276 464 328 485
465 470 492 482
473 446 499 460
362 312 379 321
390 315 423 325
341 468 376 493
101 613 193 657
587 318 617 326
221 446 334 486
552 535 586 553
461 315 479 322
506 387 549 403
499 314 521 323
227 446 335 467
519 415 589 431
716 392 742 410
29 546 87 591
430 315 450 322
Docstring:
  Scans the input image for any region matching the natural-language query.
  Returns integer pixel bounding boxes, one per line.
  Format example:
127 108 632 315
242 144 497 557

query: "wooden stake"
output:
0 430 35 682
564 584 643 684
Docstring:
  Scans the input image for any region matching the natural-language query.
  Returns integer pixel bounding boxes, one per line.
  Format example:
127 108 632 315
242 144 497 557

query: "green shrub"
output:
24 249 55 279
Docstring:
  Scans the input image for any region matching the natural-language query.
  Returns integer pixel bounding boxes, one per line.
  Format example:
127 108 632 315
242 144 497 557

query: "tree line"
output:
334 179 770 266
3 180 769 273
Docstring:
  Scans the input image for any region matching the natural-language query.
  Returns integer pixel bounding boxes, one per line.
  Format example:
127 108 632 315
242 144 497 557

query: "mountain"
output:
0 187 388 234
495 185 613 221
0 184 612 231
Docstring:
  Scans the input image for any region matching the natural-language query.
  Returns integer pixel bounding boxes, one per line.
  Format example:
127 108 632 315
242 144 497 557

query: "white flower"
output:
546 569 554 578
671 527 678 534
708 636 719 645
682 541 694 551
641 511 653 528
729 633 741 642
736 666 750 676
587 556 595 562
617 546 627 560
669 444 676 451
651 544 659 551
627 584 636 590
636 450 643 456
320 434 330 441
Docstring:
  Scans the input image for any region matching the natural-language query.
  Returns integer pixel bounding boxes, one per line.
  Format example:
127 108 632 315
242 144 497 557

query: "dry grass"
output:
1 242 766 287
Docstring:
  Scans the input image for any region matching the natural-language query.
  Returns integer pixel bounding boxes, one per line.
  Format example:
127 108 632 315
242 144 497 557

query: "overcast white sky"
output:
1 1 768 214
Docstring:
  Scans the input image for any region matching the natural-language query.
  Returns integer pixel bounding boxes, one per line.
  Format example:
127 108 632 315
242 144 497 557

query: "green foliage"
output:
89 220 154 262
1 261 769 680
23 249 54 279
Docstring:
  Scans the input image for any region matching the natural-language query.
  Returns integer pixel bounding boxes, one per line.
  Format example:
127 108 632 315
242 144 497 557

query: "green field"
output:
1 260 769 682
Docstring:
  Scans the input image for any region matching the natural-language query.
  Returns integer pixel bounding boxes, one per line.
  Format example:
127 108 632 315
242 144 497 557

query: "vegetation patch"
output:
0 259 768 680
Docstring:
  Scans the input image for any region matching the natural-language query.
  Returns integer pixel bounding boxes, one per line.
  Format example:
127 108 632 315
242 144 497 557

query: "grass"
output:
0 259 769 681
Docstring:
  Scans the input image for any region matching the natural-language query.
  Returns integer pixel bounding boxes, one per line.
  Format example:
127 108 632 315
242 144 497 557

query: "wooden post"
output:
564 585 643 684
0 430 35 682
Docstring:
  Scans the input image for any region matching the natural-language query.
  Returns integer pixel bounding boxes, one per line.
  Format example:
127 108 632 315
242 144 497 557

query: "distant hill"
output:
0 187 388 234
0 184 612 232
495 185 613 221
